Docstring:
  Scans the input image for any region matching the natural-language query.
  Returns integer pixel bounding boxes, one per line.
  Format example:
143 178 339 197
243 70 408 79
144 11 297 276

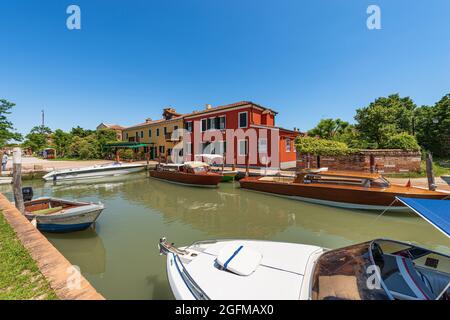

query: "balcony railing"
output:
165 132 181 141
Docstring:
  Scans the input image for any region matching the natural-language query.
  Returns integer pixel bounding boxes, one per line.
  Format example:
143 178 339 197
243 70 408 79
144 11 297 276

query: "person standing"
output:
2 152 9 172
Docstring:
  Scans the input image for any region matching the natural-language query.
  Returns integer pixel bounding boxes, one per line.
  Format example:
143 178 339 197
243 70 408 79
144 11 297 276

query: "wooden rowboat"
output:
149 162 222 187
24 197 104 233
239 169 449 211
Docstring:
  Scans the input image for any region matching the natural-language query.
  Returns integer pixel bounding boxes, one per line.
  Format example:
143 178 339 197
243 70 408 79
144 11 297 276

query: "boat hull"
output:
149 170 221 187
25 198 104 233
43 164 146 181
239 177 448 211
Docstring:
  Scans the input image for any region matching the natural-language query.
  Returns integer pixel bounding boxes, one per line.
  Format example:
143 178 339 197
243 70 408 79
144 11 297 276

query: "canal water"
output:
1 172 449 299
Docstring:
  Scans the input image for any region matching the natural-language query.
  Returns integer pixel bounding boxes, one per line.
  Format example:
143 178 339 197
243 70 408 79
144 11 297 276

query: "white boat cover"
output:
216 243 262 276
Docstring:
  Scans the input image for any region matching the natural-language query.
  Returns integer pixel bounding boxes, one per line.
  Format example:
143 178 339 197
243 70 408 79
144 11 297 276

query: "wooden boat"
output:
24 197 104 233
42 162 146 182
149 161 222 187
194 154 238 182
159 237 450 300
239 169 449 211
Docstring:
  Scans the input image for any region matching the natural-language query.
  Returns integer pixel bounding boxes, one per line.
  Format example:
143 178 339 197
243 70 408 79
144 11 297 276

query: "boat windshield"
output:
311 240 450 300
311 241 391 300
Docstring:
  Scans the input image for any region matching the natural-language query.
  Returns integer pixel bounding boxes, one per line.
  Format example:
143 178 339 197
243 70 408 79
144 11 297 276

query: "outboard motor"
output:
22 187 33 202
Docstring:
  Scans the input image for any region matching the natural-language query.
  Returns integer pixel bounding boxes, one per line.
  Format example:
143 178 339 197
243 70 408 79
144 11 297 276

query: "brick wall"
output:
296 149 422 173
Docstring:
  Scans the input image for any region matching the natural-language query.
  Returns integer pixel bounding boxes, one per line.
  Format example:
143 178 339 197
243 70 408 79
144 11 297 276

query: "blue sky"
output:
1 0 449 135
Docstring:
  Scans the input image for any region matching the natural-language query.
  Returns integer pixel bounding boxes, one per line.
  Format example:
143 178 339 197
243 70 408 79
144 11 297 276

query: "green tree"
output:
22 126 52 152
307 118 350 140
384 132 421 150
68 135 99 159
70 126 95 138
415 94 450 157
51 129 72 157
95 129 118 158
295 136 353 156
0 99 23 146
354 94 416 147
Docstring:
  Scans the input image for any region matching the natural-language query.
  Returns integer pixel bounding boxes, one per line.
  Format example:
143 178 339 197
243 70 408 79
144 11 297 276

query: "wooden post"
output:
221 152 225 172
245 148 249 177
426 153 436 191
0 151 3 175
306 153 311 169
12 147 25 214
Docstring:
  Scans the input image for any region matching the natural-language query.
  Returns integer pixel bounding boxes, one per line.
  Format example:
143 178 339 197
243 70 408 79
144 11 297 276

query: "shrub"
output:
295 136 355 156
384 132 421 151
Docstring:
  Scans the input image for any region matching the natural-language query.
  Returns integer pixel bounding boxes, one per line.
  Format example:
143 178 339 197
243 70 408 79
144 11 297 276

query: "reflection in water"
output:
0 172 448 299
46 229 106 275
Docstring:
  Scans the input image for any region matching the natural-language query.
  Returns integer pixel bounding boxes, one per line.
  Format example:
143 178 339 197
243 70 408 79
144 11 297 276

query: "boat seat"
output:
382 254 435 300
216 243 262 276
33 206 63 215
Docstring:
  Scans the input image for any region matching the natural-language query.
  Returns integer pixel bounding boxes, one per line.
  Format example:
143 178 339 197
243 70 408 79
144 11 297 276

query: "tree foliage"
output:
355 94 416 148
22 126 52 152
0 99 23 146
414 94 450 157
383 132 421 151
307 118 350 140
295 136 353 156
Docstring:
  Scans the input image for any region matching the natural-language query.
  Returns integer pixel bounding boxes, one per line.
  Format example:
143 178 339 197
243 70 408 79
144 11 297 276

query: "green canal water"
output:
1 172 449 299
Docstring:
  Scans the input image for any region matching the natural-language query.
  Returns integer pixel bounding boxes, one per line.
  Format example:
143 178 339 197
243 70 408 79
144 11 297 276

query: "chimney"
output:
146 118 152 123
205 104 212 110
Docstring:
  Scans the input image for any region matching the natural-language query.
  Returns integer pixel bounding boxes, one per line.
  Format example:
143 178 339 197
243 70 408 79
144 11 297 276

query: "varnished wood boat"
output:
149 162 222 187
239 169 449 211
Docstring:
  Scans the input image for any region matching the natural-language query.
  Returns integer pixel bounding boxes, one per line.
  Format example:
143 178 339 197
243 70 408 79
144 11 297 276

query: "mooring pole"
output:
12 147 25 214
426 153 436 191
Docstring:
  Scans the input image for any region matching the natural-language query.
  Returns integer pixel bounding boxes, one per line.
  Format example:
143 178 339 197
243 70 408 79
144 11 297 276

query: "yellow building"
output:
122 108 184 160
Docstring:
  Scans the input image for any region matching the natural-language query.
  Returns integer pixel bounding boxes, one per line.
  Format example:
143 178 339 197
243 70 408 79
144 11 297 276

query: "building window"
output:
159 146 165 154
156 128 160 136
185 121 193 132
286 138 291 152
201 119 207 132
185 142 192 155
201 142 212 154
140 131 144 138
216 141 226 155
238 139 248 156
208 118 215 130
149 129 152 137
167 148 172 156
174 125 178 131
238 112 248 128
164 127 167 135
219 116 226 130
258 138 267 153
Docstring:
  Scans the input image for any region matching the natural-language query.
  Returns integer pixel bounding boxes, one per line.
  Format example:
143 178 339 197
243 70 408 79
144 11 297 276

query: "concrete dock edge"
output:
0 193 105 300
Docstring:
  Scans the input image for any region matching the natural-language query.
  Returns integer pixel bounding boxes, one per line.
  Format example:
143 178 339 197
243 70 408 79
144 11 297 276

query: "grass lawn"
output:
0 212 57 300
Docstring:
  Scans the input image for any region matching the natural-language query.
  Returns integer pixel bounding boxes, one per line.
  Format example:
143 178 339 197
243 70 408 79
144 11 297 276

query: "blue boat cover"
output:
397 197 450 238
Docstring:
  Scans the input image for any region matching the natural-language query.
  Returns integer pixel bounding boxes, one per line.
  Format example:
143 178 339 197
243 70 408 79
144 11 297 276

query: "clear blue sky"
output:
1 0 449 135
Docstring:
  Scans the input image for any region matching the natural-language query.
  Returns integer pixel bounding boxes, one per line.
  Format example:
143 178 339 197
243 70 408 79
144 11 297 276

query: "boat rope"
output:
373 198 398 222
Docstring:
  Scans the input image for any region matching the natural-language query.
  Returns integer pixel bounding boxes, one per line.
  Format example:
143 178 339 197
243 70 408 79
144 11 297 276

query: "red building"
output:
182 101 300 169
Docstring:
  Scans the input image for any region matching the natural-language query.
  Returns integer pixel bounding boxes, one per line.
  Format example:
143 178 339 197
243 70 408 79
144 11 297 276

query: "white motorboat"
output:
42 162 146 181
159 238 450 300
442 175 450 186
159 197 450 300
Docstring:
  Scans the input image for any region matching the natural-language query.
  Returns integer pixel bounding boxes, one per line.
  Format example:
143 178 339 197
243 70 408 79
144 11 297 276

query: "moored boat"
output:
24 197 104 232
149 161 222 187
42 162 146 182
159 237 450 300
239 169 449 211
194 154 238 182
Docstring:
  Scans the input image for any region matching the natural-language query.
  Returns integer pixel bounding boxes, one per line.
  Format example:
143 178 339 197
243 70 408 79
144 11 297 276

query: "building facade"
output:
96 123 124 141
183 101 300 169
121 108 184 160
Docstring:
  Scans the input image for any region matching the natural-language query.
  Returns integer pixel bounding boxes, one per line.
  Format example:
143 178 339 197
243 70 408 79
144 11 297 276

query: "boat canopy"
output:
104 142 151 148
396 197 450 238
184 161 209 168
